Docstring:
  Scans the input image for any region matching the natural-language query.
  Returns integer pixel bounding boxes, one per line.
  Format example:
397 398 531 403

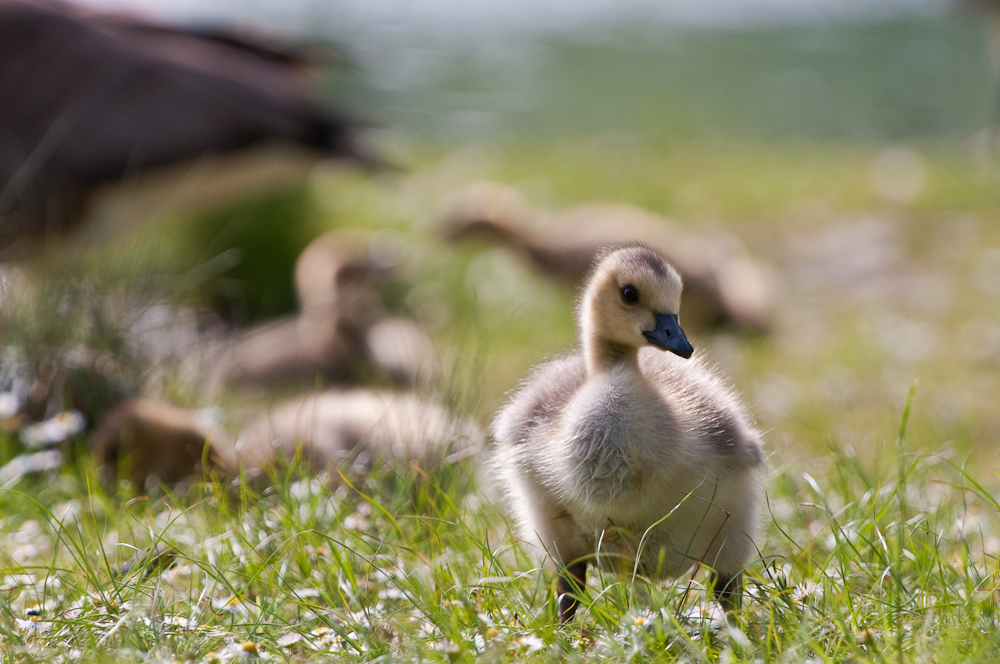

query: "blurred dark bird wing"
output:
0 0 375 250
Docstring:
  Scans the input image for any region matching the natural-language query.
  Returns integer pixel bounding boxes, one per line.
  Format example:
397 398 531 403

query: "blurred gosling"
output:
207 230 434 394
91 390 480 487
90 398 236 488
489 244 765 621
233 389 481 478
438 181 775 333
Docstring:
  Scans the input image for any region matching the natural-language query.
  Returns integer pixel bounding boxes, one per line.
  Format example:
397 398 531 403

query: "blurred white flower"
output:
377 585 408 601
308 626 351 651
0 573 36 591
212 596 253 617
20 410 86 448
626 608 656 628
670 601 727 630
219 640 270 661
0 391 18 417
0 449 64 484
289 478 324 499
342 510 371 531
290 586 321 599
163 614 198 630
791 580 823 605
4 518 51 563
515 634 545 653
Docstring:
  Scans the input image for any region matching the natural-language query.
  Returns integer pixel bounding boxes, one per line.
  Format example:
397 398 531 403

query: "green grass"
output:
3 137 1000 661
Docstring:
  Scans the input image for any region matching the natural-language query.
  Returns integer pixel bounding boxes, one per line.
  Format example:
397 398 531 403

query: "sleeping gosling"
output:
234 389 482 478
489 244 764 621
91 390 481 488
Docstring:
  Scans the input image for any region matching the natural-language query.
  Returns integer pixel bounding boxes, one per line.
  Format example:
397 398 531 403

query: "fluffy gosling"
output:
489 244 764 621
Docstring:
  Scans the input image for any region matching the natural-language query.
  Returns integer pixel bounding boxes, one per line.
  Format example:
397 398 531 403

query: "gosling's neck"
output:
583 336 641 376
580 296 643 375
483 217 543 260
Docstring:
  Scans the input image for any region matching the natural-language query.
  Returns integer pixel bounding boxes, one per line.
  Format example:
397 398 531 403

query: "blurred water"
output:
77 0 991 141
343 11 994 142
82 0 948 34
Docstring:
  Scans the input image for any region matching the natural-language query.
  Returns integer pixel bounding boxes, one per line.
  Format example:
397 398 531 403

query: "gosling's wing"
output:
490 352 586 449
640 348 764 466
0 0 373 248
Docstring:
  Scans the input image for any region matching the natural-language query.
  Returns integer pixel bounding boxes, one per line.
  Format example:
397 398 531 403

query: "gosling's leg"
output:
556 562 587 623
710 570 742 613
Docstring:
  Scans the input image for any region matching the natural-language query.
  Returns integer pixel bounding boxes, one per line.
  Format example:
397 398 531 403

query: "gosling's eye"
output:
621 285 639 304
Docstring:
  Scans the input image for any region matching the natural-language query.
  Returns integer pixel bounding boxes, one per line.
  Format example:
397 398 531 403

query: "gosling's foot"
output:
556 562 587 623
710 570 743 613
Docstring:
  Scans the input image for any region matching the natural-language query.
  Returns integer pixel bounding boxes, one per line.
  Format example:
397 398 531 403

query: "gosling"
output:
489 244 764 622
438 181 775 333
206 230 434 393
234 389 482 477
91 390 481 488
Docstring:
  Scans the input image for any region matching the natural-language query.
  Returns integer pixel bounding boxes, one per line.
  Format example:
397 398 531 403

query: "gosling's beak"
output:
643 313 694 359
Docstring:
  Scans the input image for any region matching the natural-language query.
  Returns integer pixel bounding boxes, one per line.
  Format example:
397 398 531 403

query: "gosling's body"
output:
235 389 482 475
490 245 764 620
90 398 236 487
493 349 761 575
91 390 481 487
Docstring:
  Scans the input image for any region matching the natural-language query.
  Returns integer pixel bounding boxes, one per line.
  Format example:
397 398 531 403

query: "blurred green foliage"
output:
173 185 319 323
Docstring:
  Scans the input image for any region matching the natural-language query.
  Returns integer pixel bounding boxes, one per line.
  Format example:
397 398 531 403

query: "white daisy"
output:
15 607 51 634
515 634 545 653
791 580 823 605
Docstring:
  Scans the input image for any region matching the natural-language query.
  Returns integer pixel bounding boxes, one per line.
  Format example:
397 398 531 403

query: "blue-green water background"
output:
82 1 997 142
334 15 995 142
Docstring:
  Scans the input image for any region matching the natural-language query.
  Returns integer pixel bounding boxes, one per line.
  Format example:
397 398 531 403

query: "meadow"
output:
1 136 999 662
3 12 1000 664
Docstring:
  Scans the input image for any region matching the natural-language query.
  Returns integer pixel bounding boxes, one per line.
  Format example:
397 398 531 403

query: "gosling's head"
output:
295 231 391 312
580 244 694 365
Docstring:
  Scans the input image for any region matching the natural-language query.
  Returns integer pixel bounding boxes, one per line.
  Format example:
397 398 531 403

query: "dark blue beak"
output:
643 313 693 358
